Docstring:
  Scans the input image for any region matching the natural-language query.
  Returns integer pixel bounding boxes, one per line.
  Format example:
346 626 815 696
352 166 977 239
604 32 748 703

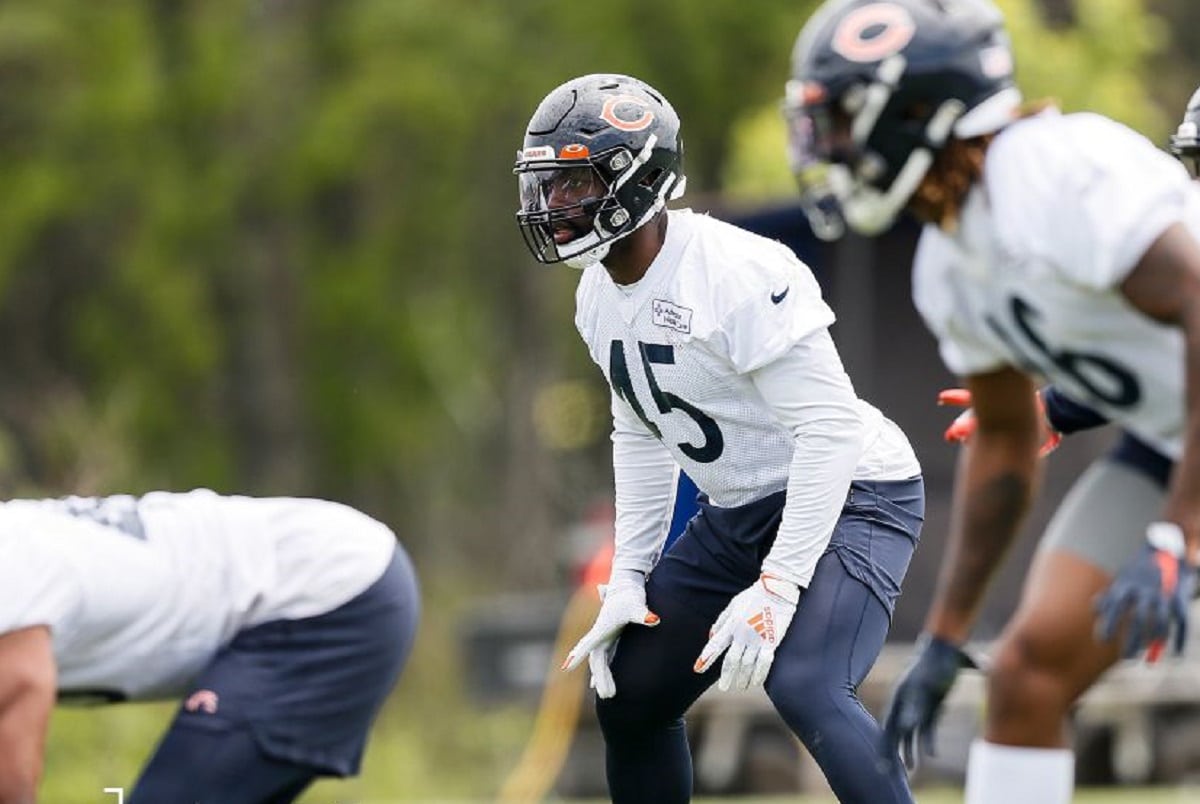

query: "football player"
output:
937 83 1200 530
0 490 419 803
515 73 924 804
785 2 1200 803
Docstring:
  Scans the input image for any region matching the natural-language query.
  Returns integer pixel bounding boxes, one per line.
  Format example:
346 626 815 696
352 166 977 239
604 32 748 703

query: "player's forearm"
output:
927 434 1037 642
1120 222 1200 557
0 777 37 804
611 427 677 574
761 411 863 587
0 687 50 804
1162 308 1200 560
752 329 866 586
0 628 54 804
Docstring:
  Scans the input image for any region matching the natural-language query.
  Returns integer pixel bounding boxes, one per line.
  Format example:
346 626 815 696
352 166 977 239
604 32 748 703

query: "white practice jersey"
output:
0 490 395 702
913 110 1196 459
576 209 919 584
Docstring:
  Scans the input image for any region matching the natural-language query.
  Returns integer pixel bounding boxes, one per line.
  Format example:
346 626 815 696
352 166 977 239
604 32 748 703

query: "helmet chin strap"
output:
563 242 611 270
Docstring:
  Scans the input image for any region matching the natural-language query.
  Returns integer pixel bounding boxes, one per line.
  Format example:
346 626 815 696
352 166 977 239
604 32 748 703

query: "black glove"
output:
1095 523 1196 660
881 634 976 770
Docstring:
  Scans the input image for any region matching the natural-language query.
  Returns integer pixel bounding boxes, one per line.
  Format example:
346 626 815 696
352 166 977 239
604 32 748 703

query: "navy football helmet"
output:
514 74 686 269
785 0 1020 239
1170 85 1200 179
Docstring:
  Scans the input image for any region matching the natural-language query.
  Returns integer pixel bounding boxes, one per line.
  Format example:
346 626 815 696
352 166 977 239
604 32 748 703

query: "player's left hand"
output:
881 634 977 770
694 573 800 691
1095 522 1196 660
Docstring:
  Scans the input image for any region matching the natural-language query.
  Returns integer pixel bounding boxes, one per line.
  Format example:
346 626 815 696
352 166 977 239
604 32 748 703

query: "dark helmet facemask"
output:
516 163 619 266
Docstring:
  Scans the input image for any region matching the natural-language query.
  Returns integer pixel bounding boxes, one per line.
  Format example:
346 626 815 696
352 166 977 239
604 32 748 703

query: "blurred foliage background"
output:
0 0 1196 800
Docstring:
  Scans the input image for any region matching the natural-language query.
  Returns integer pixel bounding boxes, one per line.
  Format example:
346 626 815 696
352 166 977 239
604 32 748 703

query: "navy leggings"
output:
596 478 923 804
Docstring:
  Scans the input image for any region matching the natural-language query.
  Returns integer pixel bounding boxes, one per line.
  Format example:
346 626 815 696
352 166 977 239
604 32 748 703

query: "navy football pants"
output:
597 478 922 804
129 544 419 804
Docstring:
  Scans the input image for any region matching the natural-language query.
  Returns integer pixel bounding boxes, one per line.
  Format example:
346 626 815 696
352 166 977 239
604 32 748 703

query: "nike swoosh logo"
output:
770 287 789 304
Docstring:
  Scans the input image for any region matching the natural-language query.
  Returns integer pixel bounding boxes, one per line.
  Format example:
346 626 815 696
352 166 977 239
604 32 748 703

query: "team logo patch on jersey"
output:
652 299 693 333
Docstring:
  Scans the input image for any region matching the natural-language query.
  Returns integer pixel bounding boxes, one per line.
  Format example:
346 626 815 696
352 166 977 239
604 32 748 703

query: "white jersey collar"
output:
609 208 693 324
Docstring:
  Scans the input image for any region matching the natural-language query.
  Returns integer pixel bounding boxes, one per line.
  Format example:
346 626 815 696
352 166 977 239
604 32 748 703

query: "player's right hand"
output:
562 569 659 699
938 388 1062 457
880 634 977 770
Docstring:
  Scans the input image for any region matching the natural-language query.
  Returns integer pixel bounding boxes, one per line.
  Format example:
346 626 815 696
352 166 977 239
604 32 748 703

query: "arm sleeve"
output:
1041 385 1109 434
610 392 678 575
0 539 82 636
752 329 865 588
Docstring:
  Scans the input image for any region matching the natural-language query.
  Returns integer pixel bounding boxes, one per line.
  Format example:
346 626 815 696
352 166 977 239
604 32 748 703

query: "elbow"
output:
845 409 868 453
791 406 867 455
834 404 868 453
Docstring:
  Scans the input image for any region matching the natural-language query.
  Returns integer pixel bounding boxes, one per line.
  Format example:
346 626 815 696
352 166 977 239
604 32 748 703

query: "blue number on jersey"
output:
986 295 1141 410
609 339 725 463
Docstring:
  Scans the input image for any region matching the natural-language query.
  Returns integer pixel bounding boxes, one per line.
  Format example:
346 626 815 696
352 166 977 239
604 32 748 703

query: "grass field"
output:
40 694 1200 803
42 696 1200 804
37 578 1200 804
670 792 1200 804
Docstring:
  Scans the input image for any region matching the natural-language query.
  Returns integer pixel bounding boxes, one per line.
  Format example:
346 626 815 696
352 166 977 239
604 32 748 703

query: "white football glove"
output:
562 569 659 699
694 573 800 692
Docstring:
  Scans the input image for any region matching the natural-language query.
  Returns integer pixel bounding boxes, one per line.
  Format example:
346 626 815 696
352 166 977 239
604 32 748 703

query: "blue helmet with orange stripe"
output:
514 74 686 269
784 0 1019 239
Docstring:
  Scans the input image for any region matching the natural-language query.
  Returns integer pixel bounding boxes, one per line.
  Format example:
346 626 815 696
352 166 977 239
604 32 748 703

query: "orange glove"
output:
937 388 1062 458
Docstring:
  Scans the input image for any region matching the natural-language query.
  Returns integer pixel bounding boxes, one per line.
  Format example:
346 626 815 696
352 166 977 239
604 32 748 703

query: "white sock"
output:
965 739 1074 804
